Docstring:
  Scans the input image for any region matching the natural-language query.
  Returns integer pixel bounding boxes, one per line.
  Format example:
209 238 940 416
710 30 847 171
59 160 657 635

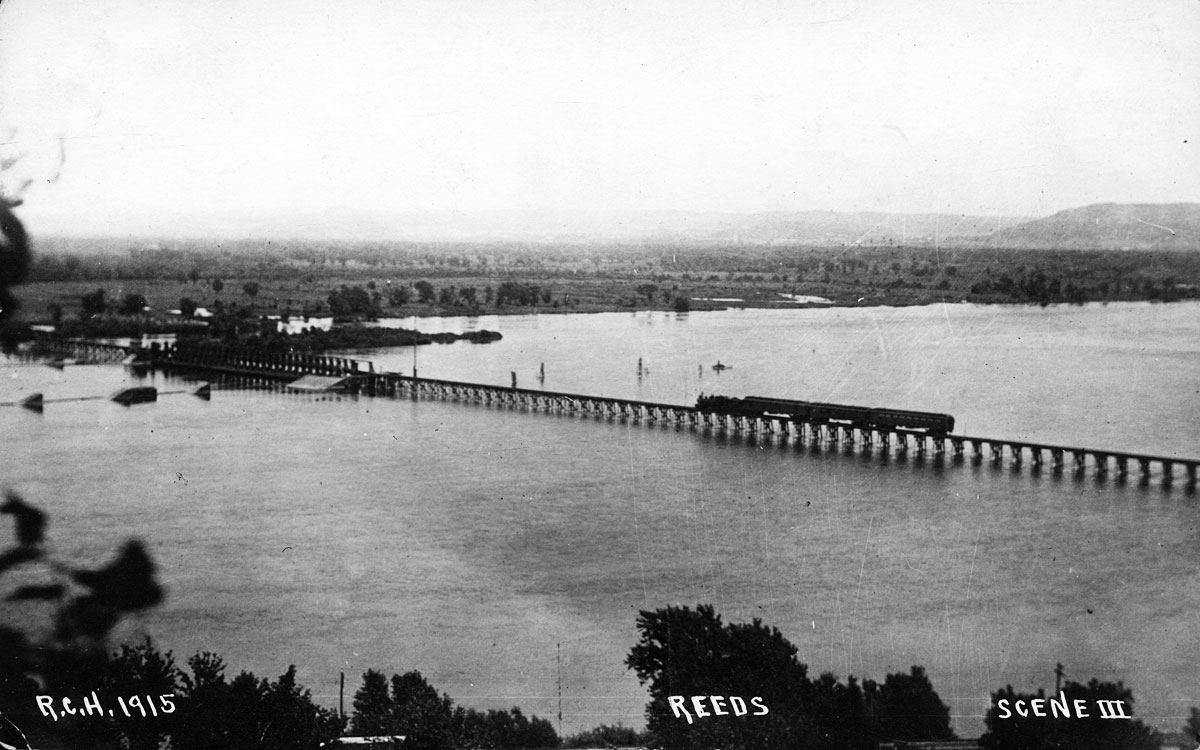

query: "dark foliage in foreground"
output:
1 493 165 749
980 679 1160 750
350 669 559 749
626 604 955 750
0 494 344 750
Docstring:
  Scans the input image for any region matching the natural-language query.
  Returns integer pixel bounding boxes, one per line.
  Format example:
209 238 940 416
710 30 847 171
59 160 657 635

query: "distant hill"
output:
24 203 1199 248
25 207 1027 245
693 210 1024 246
979 203 1200 250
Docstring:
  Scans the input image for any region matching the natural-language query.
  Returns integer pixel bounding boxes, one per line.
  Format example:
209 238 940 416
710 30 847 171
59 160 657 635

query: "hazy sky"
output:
1 0 1198 235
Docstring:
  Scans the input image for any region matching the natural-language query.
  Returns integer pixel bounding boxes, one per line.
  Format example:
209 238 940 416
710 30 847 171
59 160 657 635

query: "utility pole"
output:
1054 663 1065 694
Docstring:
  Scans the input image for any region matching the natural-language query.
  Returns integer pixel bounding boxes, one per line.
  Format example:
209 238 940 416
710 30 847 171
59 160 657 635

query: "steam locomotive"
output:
694 394 955 435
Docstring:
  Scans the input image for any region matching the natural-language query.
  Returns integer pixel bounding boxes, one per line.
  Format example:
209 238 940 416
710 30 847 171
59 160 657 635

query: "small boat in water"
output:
111 386 158 405
712 361 732 372
20 393 44 412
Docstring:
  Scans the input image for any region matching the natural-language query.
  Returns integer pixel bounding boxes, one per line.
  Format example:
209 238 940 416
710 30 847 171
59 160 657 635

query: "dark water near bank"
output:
2 301 1198 737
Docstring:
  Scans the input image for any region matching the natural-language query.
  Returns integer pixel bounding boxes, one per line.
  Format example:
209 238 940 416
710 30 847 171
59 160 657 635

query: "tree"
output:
414 280 436 304
1184 706 1200 744
807 672 874 750
980 678 1160 750
351 669 396 736
101 639 184 750
179 297 198 317
242 281 261 300
211 278 224 294
328 285 378 317
169 652 343 750
118 292 148 315
388 286 411 306
256 666 345 750
170 653 239 750
864 666 954 744
636 283 658 303
351 670 556 750
452 706 558 749
350 670 453 749
495 281 541 306
388 671 455 750
80 288 107 316
626 604 816 750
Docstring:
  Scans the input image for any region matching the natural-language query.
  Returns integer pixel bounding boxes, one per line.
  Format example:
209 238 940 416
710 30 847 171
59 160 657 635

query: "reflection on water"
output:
2 302 1198 738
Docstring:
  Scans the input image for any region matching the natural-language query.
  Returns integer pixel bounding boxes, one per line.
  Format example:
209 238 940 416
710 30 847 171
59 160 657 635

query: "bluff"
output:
979 203 1200 251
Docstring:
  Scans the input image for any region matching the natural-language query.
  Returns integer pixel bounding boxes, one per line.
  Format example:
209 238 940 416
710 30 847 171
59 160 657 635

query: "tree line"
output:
626 604 955 750
626 604 1165 750
350 670 557 749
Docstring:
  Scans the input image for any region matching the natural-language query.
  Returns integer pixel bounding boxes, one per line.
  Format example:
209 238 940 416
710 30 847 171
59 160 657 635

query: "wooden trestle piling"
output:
348 370 1196 490
38 339 1199 491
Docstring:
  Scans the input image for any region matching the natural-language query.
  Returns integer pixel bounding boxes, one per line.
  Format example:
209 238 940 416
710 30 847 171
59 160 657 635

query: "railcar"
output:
694 394 955 435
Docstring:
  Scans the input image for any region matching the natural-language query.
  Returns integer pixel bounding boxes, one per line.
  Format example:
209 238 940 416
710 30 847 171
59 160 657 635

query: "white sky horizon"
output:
2 0 1198 237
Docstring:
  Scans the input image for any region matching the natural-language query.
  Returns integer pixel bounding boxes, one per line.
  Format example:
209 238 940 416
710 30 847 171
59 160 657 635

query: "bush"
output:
118 292 148 315
80 288 107 316
327 285 379 318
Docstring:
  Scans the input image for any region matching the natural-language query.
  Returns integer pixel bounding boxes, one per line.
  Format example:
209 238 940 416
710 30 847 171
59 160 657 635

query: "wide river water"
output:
2 300 1198 738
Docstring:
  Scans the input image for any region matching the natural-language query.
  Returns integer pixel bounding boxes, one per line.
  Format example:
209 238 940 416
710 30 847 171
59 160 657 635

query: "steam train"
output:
694 394 955 435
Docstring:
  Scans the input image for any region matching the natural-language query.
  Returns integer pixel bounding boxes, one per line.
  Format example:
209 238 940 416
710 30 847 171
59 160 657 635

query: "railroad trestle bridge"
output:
365 371 1197 487
36 339 1200 490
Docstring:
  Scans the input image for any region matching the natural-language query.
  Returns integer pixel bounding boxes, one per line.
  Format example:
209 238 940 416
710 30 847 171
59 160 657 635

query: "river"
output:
1 300 1197 739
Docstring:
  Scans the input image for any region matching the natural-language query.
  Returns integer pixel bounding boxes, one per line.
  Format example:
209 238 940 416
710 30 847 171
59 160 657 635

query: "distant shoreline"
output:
378 293 1196 320
18 290 1197 350
16 238 1199 341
